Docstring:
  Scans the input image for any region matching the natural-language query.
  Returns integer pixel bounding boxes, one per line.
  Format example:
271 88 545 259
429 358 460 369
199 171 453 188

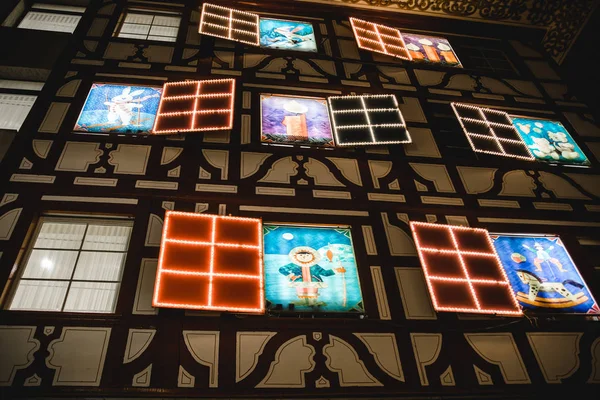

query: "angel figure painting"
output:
74 84 162 134
263 224 364 313
259 18 317 52
492 235 599 314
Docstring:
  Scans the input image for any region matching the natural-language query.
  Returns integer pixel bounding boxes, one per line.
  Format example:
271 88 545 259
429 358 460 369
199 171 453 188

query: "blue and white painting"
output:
259 18 317 52
75 84 162 134
511 117 590 166
264 224 364 313
492 235 599 314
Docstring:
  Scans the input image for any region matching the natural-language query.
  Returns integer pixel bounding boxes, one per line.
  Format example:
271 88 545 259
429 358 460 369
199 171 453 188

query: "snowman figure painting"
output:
263 224 365 313
511 117 590 166
75 84 162 134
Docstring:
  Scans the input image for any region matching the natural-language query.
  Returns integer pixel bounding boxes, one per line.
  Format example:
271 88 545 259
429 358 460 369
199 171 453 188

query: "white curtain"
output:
18 11 82 33
0 94 36 131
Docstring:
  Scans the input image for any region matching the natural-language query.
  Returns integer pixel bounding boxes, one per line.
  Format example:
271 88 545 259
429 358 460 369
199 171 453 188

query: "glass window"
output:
0 80 43 132
114 9 181 42
17 3 84 33
457 45 516 73
8 217 133 313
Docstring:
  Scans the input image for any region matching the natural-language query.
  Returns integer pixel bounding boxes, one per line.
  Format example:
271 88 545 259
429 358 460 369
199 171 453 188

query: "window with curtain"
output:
17 3 85 33
114 8 181 42
0 79 43 131
8 217 133 313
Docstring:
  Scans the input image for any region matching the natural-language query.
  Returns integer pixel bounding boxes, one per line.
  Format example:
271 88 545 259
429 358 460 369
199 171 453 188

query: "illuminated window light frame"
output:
451 102 535 161
328 94 411 146
349 17 411 61
410 221 523 316
199 3 259 46
153 79 235 134
153 211 264 313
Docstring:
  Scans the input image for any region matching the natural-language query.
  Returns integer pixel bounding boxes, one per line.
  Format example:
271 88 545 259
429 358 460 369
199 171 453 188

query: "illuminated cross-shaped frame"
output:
153 79 235 134
328 94 411 146
349 17 411 60
451 102 534 161
153 211 264 313
410 221 522 315
199 3 260 46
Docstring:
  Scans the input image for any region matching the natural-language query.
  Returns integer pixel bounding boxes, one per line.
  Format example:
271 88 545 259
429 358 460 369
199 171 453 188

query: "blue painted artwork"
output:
511 117 590 166
264 224 364 313
259 18 317 52
74 84 162 134
492 235 599 314
260 94 334 146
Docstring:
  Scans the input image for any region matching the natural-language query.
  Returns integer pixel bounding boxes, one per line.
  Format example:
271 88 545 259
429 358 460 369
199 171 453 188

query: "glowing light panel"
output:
153 211 264 313
349 17 411 60
402 33 462 67
74 84 162 134
492 234 599 314
199 3 259 46
410 222 522 315
451 103 534 161
260 94 334 147
328 94 411 146
264 224 365 314
510 117 590 166
153 79 235 134
259 18 317 52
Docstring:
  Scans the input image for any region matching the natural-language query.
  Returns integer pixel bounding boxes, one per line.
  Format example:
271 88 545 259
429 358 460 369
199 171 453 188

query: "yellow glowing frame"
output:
153 79 235 134
153 211 264 313
410 221 523 315
199 3 260 46
349 17 411 61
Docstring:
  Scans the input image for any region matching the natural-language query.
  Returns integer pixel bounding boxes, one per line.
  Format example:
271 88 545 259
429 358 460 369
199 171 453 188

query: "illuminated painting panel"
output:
259 18 317 52
349 17 411 60
74 84 162 134
451 103 534 160
264 224 364 314
260 94 334 147
153 79 235 134
402 33 462 67
199 3 259 46
153 212 264 313
328 94 410 146
410 222 522 315
492 235 599 314
510 117 590 166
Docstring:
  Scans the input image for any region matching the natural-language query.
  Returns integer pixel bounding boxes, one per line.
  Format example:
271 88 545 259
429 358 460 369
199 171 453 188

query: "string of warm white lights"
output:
410 221 522 315
328 94 411 146
153 211 264 313
199 3 259 46
349 17 411 61
332 108 399 114
451 102 535 161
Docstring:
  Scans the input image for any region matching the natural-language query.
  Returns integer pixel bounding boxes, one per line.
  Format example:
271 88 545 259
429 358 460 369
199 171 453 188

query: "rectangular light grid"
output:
153 211 264 313
349 17 411 60
410 222 522 315
153 79 235 134
199 3 259 46
328 94 411 146
451 103 534 160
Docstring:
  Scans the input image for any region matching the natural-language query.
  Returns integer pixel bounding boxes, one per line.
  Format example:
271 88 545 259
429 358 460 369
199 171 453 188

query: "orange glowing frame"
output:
451 102 534 161
153 79 235 134
410 222 522 315
349 17 411 61
199 3 260 46
152 211 264 313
